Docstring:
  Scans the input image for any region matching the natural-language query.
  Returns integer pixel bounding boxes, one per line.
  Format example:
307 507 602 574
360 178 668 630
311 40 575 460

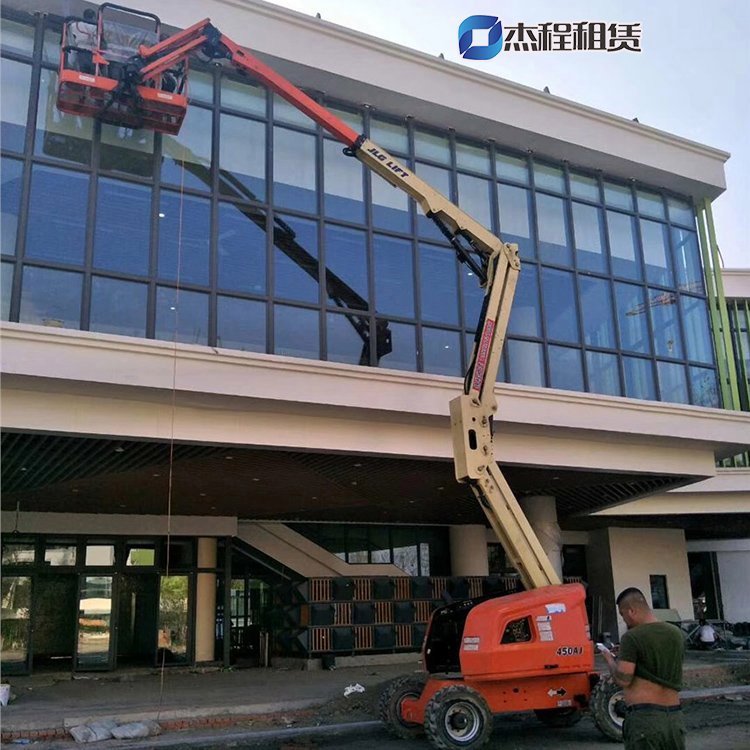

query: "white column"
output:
449 525 490 576
519 495 563 580
195 537 217 663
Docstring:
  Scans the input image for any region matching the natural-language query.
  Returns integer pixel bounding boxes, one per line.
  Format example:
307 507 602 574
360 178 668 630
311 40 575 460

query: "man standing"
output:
599 587 685 749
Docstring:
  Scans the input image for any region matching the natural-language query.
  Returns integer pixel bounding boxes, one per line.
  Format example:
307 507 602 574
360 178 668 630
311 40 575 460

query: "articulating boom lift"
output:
56 5 623 746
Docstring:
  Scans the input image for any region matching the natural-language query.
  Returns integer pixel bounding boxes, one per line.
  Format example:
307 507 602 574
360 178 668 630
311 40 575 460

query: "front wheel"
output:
424 685 493 750
590 675 626 742
378 675 427 740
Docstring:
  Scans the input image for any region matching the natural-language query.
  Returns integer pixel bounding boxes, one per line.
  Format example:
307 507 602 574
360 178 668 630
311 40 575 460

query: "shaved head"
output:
616 587 649 610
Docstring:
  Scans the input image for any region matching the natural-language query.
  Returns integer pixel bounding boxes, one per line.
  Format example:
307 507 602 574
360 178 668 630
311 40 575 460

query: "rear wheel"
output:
424 685 493 750
534 706 583 727
378 675 427 740
590 675 626 742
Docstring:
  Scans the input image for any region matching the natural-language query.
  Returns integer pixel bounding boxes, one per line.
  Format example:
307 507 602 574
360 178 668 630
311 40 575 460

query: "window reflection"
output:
95 178 151 275
218 114 265 198
1 157 23 254
586 351 621 396
416 163 450 241
373 235 414 318
569 172 599 202
1 262 13 320
641 220 673 287
419 244 458 325
497 184 534 259
35 69 92 164
274 214 318 303
657 361 689 404
536 193 571 265
158 192 210 285
158 575 189 664
163 106 213 191
274 303 319 358
273 127 316 213
689 366 719 407
155 287 208 345
324 225 368 308
220 75 265 115
218 202 267 294
1 18 35 56
623 356 656 400
1 576 31 667
534 163 565 193
457 174 492 229
378 319 416 371
414 129 450 164
462 266 484 333
1 58 31 153
422 327 461 376
667 197 694 228
20 266 82 329
90 276 147 337
542 268 579 344
648 290 682 359
572 202 606 273
100 124 154 177
607 211 640 279
615 282 651 354
217 295 265 353
371 171 410 232
604 181 633 211
637 190 665 219
456 141 490 174
324 139 363 222
496 153 528 184
507 339 545 387
508 265 541 338
680 296 714 364
549 345 583 391
671 228 704 294
77 576 112 667
369 117 408 153
327 311 370 365
26 165 88 265
579 276 615 348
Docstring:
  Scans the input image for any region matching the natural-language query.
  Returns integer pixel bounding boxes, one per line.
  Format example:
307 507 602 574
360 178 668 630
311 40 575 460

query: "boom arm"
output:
133 18 560 590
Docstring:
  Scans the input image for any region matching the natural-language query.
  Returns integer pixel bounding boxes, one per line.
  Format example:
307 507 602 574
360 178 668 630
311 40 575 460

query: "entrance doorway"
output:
117 574 159 666
32 574 77 670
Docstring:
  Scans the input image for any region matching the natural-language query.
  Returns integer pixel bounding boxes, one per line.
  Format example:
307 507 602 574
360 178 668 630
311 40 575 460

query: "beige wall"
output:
608 528 693 636
449 525 489 576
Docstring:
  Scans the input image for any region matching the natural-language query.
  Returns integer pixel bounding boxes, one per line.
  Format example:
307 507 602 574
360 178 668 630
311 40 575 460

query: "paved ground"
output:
2 650 748 747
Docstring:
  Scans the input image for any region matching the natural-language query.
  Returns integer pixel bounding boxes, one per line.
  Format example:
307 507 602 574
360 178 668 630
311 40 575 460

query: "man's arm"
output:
599 645 636 687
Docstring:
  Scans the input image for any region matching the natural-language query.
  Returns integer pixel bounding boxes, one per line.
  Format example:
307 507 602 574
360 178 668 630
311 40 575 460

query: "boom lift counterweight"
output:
55 6 624 746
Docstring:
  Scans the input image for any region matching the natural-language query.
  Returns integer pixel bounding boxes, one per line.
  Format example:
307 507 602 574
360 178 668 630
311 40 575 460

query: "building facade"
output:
1 0 749 673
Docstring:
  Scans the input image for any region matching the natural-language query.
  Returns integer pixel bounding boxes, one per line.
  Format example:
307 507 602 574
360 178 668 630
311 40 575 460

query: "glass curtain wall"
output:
0 11 718 407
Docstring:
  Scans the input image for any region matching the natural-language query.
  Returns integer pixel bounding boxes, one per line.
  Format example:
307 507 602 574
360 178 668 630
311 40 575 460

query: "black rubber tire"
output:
534 706 583 728
590 675 626 742
423 685 493 750
378 675 428 740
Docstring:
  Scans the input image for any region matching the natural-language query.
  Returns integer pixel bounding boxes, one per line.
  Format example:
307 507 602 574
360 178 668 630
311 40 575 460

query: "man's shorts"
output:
623 704 685 750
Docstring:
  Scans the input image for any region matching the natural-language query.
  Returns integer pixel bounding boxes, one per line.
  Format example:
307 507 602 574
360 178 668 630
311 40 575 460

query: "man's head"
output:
616 587 652 629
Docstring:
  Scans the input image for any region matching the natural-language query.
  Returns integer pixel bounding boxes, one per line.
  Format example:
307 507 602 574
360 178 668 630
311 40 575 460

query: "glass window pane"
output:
416 163 450 241
536 194 571 265
20 266 82 329
1 157 23 254
604 181 633 211
327 311 369 365
641 219 673 287
45 543 77 566
218 113 265 198
570 172 599 201
374 235 414 317
667 197 694 227
188 69 214 105
274 304 319 358
220 76 265 115
507 339 545 387
689 366 720 408
95 178 151 276
2 542 35 564
155 287 208 345
549 345 584 391
572 202 606 273
497 184 534 259
378 320 416 371
273 93 315 129
86 545 115 566
607 211 641 279
100 125 155 177
680 296 714 364
615 282 651 353
1 576 31 667
324 139 363 222
623 356 656 400
457 174 492 229
649 290 682 358
462 266 484 333
637 189 665 219
163 106 213 192
586 351 621 396
657 361 689 404
274 214 318 303
1 18 35 56
508 265 541 338
541 268 579 344
370 117 408 153
414 129 450 164
35 69 92 164
158 192 210 285
125 546 155 566
1 58 31 152
671 228 704 294
534 163 564 193
371 171 410 232
273 127 316 213
2 262 13 320
496 152 528 184
158 575 189 663
90 277 147 337
456 141 490 174
326 106 361 133
25 166 88 265
579 276 616 348
218 202 267 294
419 244 458 325
324 225 368 309
42 28 61 63
217 296 266 353
422 327 461 376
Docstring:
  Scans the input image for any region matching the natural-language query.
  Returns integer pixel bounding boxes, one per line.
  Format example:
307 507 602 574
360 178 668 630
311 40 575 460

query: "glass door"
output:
157 575 190 664
1 576 32 674
75 575 115 670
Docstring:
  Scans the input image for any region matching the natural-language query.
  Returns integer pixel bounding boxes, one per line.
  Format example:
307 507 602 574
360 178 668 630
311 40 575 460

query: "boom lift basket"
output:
56 3 188 134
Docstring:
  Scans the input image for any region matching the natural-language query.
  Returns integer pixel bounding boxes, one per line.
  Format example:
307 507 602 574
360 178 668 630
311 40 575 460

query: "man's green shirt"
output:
619 621 684 691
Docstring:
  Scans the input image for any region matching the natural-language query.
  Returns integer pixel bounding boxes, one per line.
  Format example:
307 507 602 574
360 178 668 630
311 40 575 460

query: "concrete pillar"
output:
195 537 217 663
519 495 563 580
449 525 490 576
